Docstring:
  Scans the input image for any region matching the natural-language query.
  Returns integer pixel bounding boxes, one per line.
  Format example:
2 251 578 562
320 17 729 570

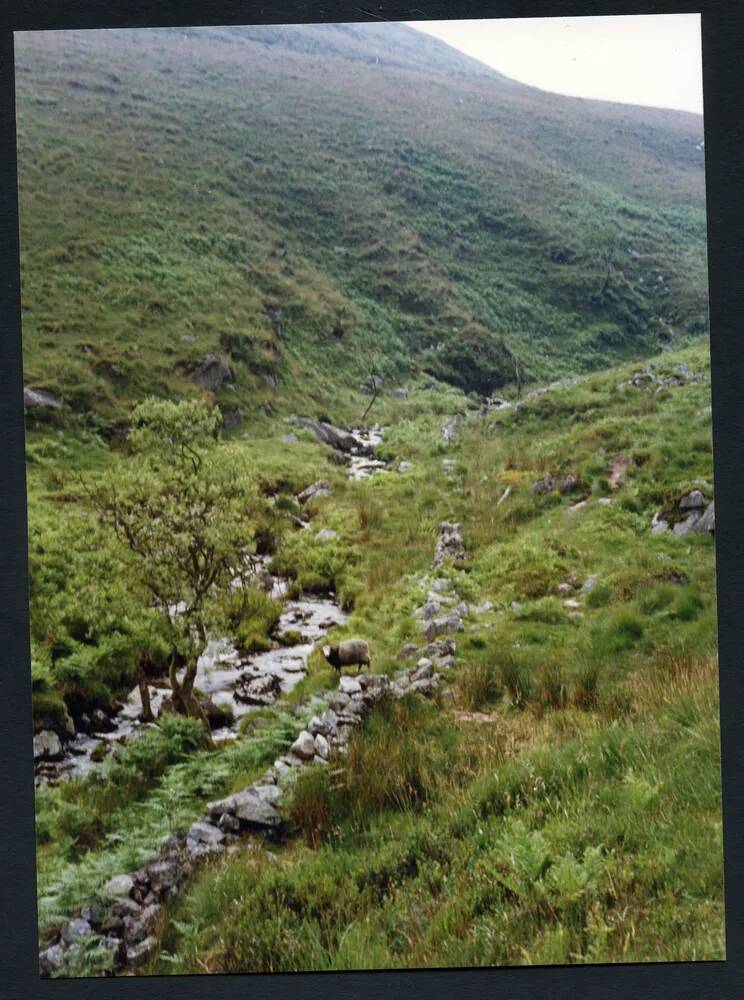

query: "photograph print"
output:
16 14 723 978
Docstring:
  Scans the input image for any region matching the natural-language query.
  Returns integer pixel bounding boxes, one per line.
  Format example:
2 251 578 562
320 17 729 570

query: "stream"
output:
34 425 389 787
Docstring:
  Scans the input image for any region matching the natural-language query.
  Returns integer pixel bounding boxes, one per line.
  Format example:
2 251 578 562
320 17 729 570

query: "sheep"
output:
322 639 371 674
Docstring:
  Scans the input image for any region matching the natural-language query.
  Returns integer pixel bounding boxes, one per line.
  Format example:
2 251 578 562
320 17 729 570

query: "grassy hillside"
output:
15 24 708 429
31 344 722 971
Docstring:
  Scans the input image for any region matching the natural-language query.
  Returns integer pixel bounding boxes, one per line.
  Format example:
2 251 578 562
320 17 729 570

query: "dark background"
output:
1 1 742 998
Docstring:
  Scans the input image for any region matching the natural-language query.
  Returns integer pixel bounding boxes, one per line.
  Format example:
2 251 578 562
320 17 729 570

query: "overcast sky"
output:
406 14 703 115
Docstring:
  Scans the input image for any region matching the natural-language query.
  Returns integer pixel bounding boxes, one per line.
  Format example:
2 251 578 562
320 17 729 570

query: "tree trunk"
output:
168 649 215 746
138 673 154 723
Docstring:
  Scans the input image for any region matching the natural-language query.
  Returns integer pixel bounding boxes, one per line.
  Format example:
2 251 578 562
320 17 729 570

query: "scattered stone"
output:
314 733 330 759
423 615 464 641
431 579 453 594
396 643 419 660
297 480 333 503
398 461 413 473
191 354 233 391
222 406 243 431
511 601 523 612
680 490 706 510
24 387 62 409
581 575 598 594
316 528 338 542
441 413 464 443
597 497 612 506
433 522 466 568
126 935 159 968
103 874 134 900
563 599 581 609
234 673 281 706
391 387 408 399
61 918 93 945
290 731 317 761
186 821 225 852
697 501 715 533
556 583 574 596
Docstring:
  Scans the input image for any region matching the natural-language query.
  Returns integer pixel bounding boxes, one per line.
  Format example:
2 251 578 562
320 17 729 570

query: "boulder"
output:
396 643 419 660
297 480 333 503
673 511 703 536
234 672 281 706
695 501 715 533
532 474 555 495
61 918 93 946
186 820 225 852
216 785 284 829
680 490 706 510
297 418 361 454
191 354 233 391
222 406 243 431
33 730 62 760
441 413 464 443
290 731 317 760
103 874 134 900
316 528 338 542
125 935 159 968
314 733 330 759
39 943 68 977
423 615 464 642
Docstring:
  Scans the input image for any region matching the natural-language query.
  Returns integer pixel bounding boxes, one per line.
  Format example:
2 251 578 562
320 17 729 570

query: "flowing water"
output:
34 424 390 786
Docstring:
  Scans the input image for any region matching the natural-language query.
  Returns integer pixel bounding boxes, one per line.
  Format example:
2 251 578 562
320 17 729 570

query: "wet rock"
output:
433 522 466 568
234 672 282 706
90 708 113 733
297 479 333 503
34 730 62 760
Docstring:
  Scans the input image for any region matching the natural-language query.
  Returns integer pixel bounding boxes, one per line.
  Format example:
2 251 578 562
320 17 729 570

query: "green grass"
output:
15 24 706 429
17 22 719 976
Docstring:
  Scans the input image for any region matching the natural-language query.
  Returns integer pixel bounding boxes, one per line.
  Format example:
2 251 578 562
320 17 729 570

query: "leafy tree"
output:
89 398 264 727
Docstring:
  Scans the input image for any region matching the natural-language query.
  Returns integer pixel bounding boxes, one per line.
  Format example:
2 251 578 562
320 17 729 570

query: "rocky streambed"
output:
34 423 398 788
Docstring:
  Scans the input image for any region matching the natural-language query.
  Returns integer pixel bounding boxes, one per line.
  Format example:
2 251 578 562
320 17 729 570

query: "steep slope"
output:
14 23 707 427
